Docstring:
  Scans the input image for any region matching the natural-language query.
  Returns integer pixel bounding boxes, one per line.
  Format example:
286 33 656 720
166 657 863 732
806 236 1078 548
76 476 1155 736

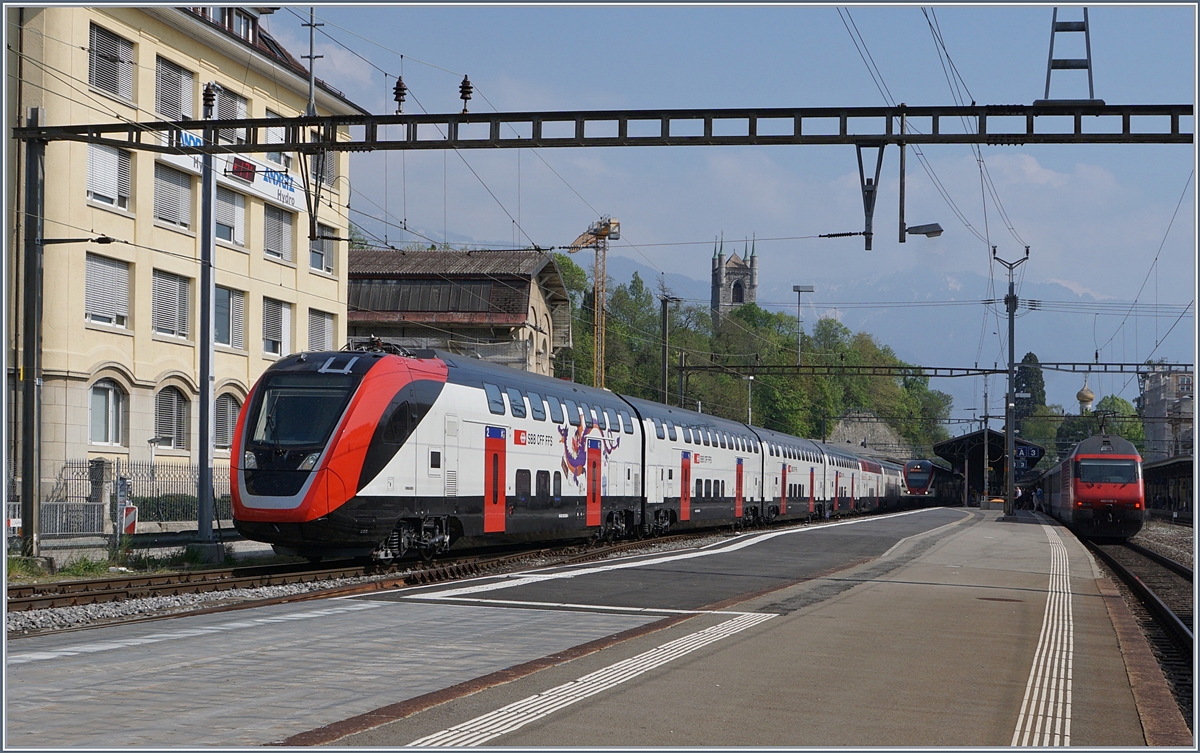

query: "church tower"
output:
711 234 758 327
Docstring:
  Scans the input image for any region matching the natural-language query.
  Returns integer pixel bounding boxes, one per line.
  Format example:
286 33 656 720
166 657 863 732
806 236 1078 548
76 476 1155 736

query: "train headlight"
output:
243 451 257 469
299 452 320 471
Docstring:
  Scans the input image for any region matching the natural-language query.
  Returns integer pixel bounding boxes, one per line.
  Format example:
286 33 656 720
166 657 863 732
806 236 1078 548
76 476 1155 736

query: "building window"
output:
265 110 292 169
87 144 131 209
89 380 125 445
89 24 133 100
154 163 192 228
215 187 245 245
307 309 334 352
85 254 129 327
155 386 189 450
155 56 193 120
216 88 248 144
215 286 244 349
152 269 190 338
309 223 335 273
232 10 255 41
263 205 294 261
215 393 241 449
732 280 744 304
262 298 291 356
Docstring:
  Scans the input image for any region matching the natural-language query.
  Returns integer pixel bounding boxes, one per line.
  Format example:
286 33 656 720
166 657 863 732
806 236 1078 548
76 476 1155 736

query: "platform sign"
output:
119 503 138 536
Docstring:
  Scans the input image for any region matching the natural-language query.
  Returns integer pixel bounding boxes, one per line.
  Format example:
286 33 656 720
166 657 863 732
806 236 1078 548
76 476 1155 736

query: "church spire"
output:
750 234 756 257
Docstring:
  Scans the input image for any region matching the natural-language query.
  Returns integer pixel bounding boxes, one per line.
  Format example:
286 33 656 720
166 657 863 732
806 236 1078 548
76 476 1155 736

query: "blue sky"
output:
263 4 1196 424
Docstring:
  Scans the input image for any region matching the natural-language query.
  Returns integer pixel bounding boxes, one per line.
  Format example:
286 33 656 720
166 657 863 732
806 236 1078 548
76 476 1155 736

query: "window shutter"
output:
116 149 131 207
215 393 240 449
308 309 333 351
217 89 247 143
263 205 292 261
155 57 193 119
155 387 187 449
87 143 120 205
230 289 245 349
85 254 129 324
154 163 192 228
215 187 245 245
263 297 282 352
152 270 190 337
90 25 132 100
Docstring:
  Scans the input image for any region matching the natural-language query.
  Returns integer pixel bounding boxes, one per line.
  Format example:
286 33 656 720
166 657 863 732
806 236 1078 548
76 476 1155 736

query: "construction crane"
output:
566 216 620 389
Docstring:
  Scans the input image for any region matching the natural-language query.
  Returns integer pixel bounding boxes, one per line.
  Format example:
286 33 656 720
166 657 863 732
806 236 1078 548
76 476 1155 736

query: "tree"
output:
1093 395 1145 451
1020 404 1065 465
1014 352 1046 430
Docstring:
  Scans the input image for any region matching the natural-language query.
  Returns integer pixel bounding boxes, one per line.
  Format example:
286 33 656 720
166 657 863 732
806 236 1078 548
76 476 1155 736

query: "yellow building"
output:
7 7 365 513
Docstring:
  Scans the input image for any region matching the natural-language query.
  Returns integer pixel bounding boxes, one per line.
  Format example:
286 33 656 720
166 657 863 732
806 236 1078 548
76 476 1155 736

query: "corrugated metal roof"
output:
349 248 553 278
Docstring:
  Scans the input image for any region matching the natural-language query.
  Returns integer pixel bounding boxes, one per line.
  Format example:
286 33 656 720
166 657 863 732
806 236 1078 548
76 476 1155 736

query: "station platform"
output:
326 508 1193 747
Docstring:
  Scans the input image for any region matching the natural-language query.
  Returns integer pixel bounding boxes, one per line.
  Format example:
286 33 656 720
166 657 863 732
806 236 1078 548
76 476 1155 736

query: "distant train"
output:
1037 434 1144 539
903 460 963 505
232 347 910 561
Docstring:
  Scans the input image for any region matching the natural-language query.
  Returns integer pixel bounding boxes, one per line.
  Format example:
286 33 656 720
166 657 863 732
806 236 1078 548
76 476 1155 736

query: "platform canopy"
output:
934 429 1047 497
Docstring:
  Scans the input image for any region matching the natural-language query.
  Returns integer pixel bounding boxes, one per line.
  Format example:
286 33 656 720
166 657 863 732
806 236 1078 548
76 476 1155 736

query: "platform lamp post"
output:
994 245 1030 517
745 376 755 425
792 285 814 366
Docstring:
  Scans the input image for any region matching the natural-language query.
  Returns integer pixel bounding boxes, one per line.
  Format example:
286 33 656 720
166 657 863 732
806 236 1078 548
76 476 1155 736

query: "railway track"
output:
1086 540 1193 730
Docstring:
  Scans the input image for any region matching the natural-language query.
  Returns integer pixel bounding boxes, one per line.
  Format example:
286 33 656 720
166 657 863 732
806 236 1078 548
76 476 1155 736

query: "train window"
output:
666 420 677 441
669 469 673 480
515 469 531 504
1078 459 1139 484
579 402 593 427
483 383 505 415
720 480 726 497
682 426 691 443
606 407 620 432
704 479 711 498
527 392 546 421
382 401 412 445
564 399 580 426
701 429 710 447
553 471 562 499
696 479 703 499
430 450 441 469
628 468 631 480
547 397 564 424
718 433 727 449
536 470 550 504
619 409 634 434
753 440 759 454
506 388 527 419
652 417 665 440
596 407 609 431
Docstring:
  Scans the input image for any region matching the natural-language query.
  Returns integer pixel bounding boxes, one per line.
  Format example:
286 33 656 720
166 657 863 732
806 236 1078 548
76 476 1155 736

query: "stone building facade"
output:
710 237 758 327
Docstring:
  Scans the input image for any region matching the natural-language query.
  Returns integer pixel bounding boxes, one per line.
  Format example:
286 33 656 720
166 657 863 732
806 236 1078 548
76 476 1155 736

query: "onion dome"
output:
1076 377 1095 411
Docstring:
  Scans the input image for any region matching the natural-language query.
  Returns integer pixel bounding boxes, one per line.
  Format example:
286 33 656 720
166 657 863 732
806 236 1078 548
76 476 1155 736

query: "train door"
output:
735 458 744 518
833 470 840 512
850 474 856 511
483 426 507 533
809 468 815 514
586 438 602 526
686 450 696 520
780 463 788 515
444 415 459 501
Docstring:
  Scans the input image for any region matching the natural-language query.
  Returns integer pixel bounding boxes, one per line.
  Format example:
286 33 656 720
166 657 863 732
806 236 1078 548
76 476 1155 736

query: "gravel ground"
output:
6 529 743 636
1131 520 1195 569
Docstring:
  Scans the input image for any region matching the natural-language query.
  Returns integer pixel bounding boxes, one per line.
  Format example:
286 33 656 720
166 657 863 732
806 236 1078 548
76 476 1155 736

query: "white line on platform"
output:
406 611 777 747
7 601 382 665
401 594 766 617
410 508 955 601
1011 518 1074 747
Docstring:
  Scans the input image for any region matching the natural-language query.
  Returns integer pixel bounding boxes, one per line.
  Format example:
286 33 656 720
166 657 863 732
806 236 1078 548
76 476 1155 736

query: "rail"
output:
1086 541 1193 653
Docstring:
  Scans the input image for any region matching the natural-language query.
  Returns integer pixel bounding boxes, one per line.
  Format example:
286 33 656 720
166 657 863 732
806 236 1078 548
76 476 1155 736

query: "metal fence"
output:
37 459 231 536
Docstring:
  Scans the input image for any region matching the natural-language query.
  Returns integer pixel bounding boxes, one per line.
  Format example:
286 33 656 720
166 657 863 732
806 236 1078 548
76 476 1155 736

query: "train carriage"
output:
233 348 915 561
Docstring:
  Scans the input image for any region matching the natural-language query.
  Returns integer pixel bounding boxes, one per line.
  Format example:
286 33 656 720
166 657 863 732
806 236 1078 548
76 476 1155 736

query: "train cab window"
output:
619 409 634 434
382 401 412 445
564 399 580 426
606 407 620 432
553 470 562 499
696 479 703 499
506 388 527 418
527 392 547 421
704 479 712 498
666 420 677 441
483 383 505 415
547 397 565 424
536 470 550 504
652 417 665 440
515 469 531 504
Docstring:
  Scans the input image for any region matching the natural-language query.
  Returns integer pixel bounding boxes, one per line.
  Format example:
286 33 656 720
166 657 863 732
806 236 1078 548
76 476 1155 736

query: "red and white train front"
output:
1040 434 1144 539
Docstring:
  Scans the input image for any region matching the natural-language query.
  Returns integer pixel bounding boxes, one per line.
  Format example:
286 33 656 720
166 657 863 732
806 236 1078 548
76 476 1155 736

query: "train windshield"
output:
1077 459 1139 484
249 373 358 448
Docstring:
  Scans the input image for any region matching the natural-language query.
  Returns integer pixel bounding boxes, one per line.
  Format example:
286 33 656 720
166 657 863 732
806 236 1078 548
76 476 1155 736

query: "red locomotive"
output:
1038 434 1144 539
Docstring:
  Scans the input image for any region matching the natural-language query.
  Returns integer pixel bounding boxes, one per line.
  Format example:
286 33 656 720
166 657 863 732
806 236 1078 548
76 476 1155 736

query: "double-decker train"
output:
1037 434 1144 539
232 348 909 561
903 459 961 503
